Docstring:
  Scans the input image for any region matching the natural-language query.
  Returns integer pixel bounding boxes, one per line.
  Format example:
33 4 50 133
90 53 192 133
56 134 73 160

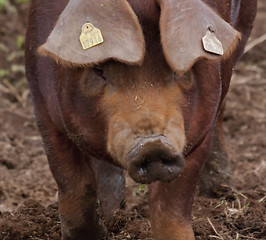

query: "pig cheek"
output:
164 116 186 154
107 118 132 168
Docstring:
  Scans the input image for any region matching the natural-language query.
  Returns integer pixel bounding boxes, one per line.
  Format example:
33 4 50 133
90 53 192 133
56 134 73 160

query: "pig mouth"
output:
127 136 185 184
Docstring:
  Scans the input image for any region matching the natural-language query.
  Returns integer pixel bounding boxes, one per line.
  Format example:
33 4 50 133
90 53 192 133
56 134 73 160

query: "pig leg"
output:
149 133 212 240
199 105 231 196
39 124 106 240
96 159 125 225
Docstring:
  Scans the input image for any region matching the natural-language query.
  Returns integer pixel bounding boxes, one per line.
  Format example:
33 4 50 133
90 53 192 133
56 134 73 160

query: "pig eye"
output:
80 67 107 97
174 71 194 89
93 66 106 82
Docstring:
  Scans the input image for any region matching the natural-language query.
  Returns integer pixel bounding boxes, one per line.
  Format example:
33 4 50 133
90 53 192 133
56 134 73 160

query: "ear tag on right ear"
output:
202 30 224 55
79 23 104 50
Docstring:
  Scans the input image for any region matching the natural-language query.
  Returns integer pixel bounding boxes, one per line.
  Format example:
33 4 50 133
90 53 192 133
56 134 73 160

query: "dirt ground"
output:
0 1 265 240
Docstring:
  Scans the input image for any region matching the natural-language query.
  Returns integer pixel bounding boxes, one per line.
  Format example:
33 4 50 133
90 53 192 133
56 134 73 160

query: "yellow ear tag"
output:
79 23 104 50
202 30 224 55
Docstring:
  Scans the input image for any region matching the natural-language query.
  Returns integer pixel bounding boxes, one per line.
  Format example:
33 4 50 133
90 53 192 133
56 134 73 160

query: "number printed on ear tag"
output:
202 30 224 55
79 23 104 50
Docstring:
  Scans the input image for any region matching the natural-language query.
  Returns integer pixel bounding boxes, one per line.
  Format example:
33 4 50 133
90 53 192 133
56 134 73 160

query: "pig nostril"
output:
138 156 176 173
162 157 175 165
138 167 147 176
168 168 173 174
136 158 150 173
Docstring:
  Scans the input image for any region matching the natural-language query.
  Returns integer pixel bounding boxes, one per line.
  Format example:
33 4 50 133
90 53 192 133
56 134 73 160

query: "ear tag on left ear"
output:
79 23 104 50
202 30 224 55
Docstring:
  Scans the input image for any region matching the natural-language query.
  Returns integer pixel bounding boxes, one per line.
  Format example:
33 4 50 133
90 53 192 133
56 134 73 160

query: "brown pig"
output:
25 0 257 239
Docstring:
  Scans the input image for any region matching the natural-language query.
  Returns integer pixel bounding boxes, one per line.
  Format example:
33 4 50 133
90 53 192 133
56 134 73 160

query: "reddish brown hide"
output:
25 0 257 240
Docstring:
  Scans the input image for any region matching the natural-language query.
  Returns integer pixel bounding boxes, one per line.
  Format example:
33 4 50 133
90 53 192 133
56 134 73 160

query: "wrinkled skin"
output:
25 0 257 239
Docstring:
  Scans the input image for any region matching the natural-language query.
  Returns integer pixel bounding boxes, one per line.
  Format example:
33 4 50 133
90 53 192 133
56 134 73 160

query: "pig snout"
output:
128 138 185 184
106 95 186 184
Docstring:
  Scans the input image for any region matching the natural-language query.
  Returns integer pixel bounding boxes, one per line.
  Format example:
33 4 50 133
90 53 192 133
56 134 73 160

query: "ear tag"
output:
79 23 104 50
202 30 224 55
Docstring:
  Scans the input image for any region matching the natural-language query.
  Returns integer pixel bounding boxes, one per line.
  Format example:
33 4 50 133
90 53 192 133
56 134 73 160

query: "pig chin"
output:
107 119 186 184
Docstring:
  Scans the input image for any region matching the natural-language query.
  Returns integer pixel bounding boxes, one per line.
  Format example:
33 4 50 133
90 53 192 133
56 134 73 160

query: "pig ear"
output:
159 0 241 74
38 0 145 66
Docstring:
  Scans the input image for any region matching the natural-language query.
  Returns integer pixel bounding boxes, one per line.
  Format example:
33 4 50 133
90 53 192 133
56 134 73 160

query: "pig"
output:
25 0 257 239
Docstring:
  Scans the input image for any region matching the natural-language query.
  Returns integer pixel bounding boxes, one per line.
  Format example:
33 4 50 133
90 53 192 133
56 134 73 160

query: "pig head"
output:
25 0 257 239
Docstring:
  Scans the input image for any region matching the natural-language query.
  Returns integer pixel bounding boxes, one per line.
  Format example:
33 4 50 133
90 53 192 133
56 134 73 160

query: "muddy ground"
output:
0 1 265 239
